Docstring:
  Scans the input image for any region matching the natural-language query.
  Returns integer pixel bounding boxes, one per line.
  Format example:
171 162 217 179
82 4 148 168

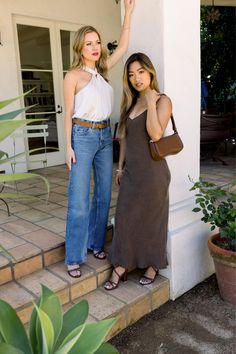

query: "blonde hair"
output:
119 53 160 138
71 25 108 79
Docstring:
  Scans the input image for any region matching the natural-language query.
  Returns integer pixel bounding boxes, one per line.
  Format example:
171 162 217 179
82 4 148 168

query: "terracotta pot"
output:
208 233 236 305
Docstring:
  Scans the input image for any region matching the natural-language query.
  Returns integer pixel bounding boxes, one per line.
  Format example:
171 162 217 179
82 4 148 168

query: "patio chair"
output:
11 124 49 172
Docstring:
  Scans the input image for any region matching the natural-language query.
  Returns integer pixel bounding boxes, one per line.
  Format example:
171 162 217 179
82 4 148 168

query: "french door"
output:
15 16 79 168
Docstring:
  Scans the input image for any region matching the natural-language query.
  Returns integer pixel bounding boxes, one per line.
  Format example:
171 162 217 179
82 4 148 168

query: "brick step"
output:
0 257 169 339
0 225 113 286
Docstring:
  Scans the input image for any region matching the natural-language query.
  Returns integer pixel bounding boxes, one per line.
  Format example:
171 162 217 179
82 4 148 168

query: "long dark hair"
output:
119 52 160 138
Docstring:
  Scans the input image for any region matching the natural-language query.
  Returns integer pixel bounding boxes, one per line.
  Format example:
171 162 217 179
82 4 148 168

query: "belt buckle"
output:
92 121 96 129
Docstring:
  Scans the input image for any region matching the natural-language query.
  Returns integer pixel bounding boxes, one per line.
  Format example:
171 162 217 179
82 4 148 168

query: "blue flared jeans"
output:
65 122 113 265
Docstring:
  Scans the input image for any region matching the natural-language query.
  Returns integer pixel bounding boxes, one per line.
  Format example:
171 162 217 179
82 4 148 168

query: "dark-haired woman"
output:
104 52 171 290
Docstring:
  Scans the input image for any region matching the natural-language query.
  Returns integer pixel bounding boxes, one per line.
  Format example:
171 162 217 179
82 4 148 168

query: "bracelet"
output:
116 169 123 173
123 27 130 30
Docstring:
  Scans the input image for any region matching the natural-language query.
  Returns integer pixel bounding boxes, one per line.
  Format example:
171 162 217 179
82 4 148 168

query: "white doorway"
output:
14 16 79 169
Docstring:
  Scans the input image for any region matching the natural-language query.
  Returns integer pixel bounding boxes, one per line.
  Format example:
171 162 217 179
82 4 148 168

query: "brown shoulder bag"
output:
149 114 184 161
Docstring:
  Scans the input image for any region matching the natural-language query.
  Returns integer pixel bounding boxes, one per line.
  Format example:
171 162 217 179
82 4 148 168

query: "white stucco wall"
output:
126 0 214 299
0 0 122 171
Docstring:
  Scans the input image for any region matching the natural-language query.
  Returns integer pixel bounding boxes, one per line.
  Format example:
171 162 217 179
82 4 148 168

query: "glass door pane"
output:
17 24 59 153
60 30 75 77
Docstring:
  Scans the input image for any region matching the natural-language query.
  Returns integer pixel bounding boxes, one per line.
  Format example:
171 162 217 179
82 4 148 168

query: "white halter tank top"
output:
72 66 114 121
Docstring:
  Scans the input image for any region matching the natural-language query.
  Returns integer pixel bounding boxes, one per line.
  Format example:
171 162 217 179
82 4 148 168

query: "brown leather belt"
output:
73 118 110 129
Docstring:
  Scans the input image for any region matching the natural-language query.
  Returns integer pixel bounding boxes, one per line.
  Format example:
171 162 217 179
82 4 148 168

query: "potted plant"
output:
190 177 236 305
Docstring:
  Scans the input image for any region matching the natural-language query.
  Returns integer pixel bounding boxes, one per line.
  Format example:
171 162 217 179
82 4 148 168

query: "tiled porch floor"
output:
0 156 235 283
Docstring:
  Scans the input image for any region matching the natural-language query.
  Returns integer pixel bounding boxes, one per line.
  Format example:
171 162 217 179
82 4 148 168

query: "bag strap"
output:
160 93 178 134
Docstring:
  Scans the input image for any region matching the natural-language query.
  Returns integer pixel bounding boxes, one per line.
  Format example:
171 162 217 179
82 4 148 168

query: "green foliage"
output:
201 6 236 109
190 177 236 251
0 285 119 354
0 92 49 202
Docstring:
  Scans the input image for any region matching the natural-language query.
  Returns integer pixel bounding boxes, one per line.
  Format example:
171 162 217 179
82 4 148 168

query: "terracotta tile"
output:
20 229 64 251
0 230 26 250
77 289 124 321
0 211 18 224
17 269 67 297
48 193 67 203
14 255 43 279
0 266 12 285
44 246 65 266
106 279 149 304
0 254 10 267
1 219 40 235
97 268 112 286
17 304 34 325
0 282 34 309
127 295 151 325
35 217 66 233
14 209 52 223
49 207 67 220
50 185 67 194
10 243 41 262
7 202 31 214
86 253 111 273
105 311 126 341
49 261 94 286
151 282 170 310
32 202 62 212
71 276 97 300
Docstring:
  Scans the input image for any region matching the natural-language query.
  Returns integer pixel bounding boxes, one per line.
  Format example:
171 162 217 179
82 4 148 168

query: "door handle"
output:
56 105 63 114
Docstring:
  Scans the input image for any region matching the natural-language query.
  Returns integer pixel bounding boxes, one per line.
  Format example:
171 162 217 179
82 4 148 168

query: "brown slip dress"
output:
109 110 171 270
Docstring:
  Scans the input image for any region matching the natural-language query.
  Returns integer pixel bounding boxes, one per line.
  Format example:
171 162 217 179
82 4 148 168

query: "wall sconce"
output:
107 40 118 55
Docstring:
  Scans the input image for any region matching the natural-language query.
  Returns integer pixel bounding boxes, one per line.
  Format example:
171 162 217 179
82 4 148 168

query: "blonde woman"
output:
104 53 171 290
64 0 135 278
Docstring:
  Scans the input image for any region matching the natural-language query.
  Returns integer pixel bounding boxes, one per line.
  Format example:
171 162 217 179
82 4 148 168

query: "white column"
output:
126 0 214 299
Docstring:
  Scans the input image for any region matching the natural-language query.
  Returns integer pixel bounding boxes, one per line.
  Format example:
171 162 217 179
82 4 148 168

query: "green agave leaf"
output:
34 304 54 354
40 286 63 351
0 150 8 160
0 119 46 142
55 324 85 354
0 299 32 354
0 105 36 121
55 300 89 350
94 342 119 354
0 147 59 165
0 89 35 110
69 318 117 354
0 343 25 354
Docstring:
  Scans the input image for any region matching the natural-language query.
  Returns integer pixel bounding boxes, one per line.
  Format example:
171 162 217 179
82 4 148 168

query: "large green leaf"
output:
55 324 85 354
68 318 117 354
55 300 89 350
0 89 35 110
40 286 63 351
0 151 8 160
34 305 54 354
0 299 32 354
0 106 36 121
0 119 46 142
0 343 25 354
94 342 119 354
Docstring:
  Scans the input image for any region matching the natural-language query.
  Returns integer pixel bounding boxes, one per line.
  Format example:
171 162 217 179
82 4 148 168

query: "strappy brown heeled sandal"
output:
93 250 106 260
139 266 158 285
67 267 81 278
104 267 128 291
